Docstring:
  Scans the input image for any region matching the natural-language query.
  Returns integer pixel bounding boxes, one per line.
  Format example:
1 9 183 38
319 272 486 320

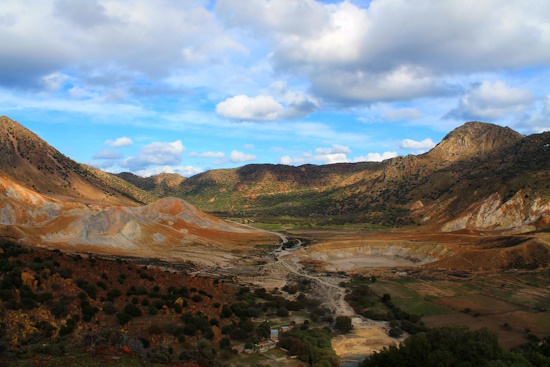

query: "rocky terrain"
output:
0 117 277 266
0 175 276 266
126 122 550 234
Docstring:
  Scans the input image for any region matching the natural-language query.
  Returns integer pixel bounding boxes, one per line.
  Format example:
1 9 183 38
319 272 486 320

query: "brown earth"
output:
0 175 278 266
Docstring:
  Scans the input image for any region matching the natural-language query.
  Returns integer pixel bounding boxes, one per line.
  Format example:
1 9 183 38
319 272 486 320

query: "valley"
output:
1 116 550 366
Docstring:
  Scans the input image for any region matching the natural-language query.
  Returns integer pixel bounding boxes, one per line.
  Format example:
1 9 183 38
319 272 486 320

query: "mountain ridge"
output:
114 121 550 233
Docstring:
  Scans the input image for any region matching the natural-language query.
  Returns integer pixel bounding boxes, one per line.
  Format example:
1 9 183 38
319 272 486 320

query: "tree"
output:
334 316 353 333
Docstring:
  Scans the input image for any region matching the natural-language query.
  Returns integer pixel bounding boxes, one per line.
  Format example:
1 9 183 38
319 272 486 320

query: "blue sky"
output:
1 0 549 177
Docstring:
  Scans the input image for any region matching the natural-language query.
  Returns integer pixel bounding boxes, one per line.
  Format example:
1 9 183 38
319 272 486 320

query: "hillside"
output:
0 240 236 365
0 174 277 265
0 116 154 206
130 121 550 233
115 172 185 197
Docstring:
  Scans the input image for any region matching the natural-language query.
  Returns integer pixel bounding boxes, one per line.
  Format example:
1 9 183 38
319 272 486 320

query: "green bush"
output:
361 326 534 367
116 313 131 325
124 303 142 317
334 316 353 333
102 301 117 315
148 305 159 315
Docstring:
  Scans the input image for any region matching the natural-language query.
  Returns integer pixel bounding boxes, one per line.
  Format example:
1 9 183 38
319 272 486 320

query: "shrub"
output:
81 301 99 322
277 307 289 317
116 313 131 325
107 289 122 302
124 303 142 317
148 305 159 315
103 301 117 315
51 297 70 318
192 294 203 302
152 299 165 309
389 327 403 338
57 267 71 279
335 316 353 333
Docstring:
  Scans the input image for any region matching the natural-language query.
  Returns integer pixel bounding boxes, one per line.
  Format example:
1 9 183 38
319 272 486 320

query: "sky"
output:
1 0 550 177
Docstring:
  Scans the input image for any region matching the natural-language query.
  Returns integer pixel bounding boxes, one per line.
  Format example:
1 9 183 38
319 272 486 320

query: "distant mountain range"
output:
118 122 550 233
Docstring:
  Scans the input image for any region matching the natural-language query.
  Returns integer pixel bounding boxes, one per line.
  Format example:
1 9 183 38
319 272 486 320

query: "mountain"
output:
0 116 155 205
426 121 524 162
0 116 278 264
125 121 549 233
115 171 185 197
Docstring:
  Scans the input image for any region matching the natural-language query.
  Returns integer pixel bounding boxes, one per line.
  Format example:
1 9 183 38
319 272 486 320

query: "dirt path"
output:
277 253 353 315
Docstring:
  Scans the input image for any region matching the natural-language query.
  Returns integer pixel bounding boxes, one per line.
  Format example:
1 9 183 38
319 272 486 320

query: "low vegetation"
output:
361 326 550 367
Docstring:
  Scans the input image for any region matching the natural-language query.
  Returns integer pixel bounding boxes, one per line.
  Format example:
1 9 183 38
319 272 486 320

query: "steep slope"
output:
0 116 153 205
0 175 277 265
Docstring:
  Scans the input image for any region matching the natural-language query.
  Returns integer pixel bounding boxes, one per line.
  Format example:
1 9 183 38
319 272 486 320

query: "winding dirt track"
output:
277 253 354 315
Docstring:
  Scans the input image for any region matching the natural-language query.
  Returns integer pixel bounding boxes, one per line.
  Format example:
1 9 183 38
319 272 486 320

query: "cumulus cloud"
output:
314 144 351 164
105 137 133 147
445 81 534 120
399 138 436 150
135 165 203 178
122 140 185 170
244 143 254 149
216 93 316 121
230 150 256 163
280 152 313 165
92 149 123 160
218 0 550 104
0 1 243 89
188 151 225 159
353 151 397 162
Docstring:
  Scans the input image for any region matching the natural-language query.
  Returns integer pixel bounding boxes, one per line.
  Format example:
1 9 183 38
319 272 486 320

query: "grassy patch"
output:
370 280 449 316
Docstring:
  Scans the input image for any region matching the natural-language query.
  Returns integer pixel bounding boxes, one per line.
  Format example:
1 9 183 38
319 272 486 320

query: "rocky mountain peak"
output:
427 121 524 162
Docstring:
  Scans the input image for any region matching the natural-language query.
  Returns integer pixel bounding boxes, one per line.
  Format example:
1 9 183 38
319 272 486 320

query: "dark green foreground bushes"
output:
361 326 550 367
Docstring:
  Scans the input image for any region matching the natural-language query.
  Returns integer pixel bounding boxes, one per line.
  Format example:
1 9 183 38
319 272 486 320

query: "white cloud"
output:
446 81 534 120
230 150 256 163
244 143 254 149
280 155 292 165
217 95 282 121
218 0 550 104
353 151 397 162
188 151 226 159
92 149 123 160
382 108 424 121
314 144 351 164
0 1 244 89
135 165 203 178
122 140 185 170
399 138 436 150
41 72 70 91
105 137 133 147
280 152 313 165
216 93 316 121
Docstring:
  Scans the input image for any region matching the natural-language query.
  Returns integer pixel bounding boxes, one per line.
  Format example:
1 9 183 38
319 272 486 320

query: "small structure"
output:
270 328 279 342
